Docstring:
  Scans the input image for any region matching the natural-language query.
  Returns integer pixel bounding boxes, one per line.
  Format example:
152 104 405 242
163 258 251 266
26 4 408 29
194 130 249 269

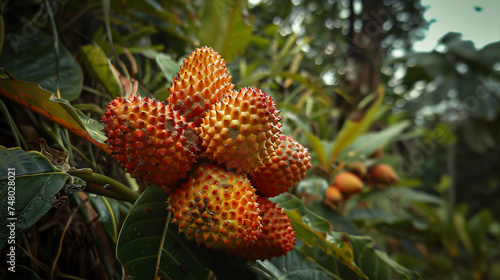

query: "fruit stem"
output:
69 169 140 203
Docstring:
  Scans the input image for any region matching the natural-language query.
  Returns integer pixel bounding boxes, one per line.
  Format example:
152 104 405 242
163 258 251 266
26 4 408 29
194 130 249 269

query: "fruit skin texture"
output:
225 197 296 261
102 95 199 188
167 164 262 249
199 87 282 173
324 186 343 204
167 46 234 123
368 163 399 188
249 135 312 197
334 172 364 194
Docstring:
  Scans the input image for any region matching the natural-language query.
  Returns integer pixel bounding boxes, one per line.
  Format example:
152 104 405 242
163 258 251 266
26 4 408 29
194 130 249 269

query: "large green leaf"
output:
331 87 385 163
248 249 340 280
0 75 108 151
271 193 421 279
271 194 365 278
0 28 83 101
308 201 360 235
116 185 210 280
349 235 421 280
348 188 442 230
304 131 328 168
89 195 129 243
199 1 252 62
0 146 69 249
79 44 123 98
295 177 330 197
338 121 411 162
156 53 180 84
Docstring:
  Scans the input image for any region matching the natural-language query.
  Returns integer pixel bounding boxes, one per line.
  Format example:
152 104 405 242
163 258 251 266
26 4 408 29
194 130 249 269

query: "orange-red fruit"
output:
368 163 399 188
167 164 262 249
101 95 199 188
199 87 282 173
225 197 296 261
324 186 343 203
249 135 312 197
333 172 364 194
167 46 234 123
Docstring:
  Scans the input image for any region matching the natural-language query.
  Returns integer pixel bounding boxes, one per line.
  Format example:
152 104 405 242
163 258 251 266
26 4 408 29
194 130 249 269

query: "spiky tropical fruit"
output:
368 163 398 189
225 197 296 261
102 95 199 188
199 87 282 173
168 163 262 249
249 135 312 197
334 172 363 194
167 46 234 123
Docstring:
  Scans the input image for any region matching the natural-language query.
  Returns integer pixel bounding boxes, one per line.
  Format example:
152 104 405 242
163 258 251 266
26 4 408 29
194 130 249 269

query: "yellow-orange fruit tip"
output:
101 94 200 188
167 163 262 249
333 172 363 194
249 135 312 197
198 87 282 173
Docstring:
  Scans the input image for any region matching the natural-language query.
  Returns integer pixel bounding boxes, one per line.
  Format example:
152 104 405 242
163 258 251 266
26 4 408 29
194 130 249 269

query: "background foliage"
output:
0 0 499 279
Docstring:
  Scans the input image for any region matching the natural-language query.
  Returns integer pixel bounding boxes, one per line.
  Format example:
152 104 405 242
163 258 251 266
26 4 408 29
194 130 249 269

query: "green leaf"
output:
338 121 410 161
349 188 442 230
89 195 128 243
116 185 209 280
247 249 340 280
277 72 332 105
271 194 366 278
272 193 332 233
75 110 107 144
156 53 180 84
349 235 421 280
0 28 83 101
295 177 330 197
287 209 366 278
272 193 419 279
80 44 122 98
331 87 385 162
304 131 328 168
466 209 492 259
308 201 360 235
0 76 108 150
0 146 68 249
199 1 252 62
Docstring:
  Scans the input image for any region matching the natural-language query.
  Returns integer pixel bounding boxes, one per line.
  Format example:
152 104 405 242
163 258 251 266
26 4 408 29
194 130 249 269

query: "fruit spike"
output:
101 94 199 188
167 163 262 249
224 197 296 261
167 46 234 123
249 135 312 197
199 87 282 174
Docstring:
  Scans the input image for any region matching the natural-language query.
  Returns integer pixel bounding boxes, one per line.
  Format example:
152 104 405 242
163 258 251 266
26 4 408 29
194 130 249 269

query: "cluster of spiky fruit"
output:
102 46 311 260
324 150 399 208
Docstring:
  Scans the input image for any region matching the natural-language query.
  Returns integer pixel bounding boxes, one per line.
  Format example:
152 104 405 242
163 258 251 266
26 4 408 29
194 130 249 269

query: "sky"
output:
413 0 500 51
